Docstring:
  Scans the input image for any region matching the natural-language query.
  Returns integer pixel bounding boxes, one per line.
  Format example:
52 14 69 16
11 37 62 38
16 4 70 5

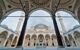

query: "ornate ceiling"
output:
0 5 3 19
60 0 74 4
7 0 20 6
30 0 50 5
8 0 20 4
0 0 80 22
4 0 75 8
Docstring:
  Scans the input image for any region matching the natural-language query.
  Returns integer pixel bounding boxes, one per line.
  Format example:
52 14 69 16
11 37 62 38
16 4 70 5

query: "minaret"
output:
57 13 67 46
58 13 66 33
16 13 24 34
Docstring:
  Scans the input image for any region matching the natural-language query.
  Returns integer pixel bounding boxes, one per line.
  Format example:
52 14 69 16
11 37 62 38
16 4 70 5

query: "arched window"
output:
1 11 25 33
26 9 55 34
38 34 44 42
74 31 80 39
24 34 30 47
25 34 30 40
64 36 71 47
55 10 80 33
45 34 50 40
31 34 37 40
52 43 54 46
5 34 14 47
0 31 8 39
68 34 76 46
74 31 80 47
0 31 8 46
68 34 73 40
11 36 18 47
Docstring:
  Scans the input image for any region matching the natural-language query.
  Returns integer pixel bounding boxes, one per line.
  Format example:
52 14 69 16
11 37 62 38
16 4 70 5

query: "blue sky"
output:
0 10 80 33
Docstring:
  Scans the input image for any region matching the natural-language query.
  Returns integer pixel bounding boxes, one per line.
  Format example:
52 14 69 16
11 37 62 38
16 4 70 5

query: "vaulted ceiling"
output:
0 0 80 22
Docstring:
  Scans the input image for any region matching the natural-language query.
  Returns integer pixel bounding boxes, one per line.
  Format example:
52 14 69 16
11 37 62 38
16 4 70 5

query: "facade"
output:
0 24 58 48
23 24 58 48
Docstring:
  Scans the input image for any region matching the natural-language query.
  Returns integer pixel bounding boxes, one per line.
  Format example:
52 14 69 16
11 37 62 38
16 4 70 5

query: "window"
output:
34 43 35 46
52 43 54 46
28 42 30 46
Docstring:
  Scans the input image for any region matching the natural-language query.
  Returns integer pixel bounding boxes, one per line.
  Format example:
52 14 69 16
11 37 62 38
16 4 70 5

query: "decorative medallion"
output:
60 0 74 5
10 0 20 4
30 0 50 5
7 0 21 6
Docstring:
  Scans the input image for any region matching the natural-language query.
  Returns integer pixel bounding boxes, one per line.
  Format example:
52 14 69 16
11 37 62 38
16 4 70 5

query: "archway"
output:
24 9 57 47
51 34 57 46
45 34 50 40
31 34 37 47
45 34 50 46
68 34 76 47
24 34 30 47
11 36 18 47
5 34 14 47
55 10 80 47
64 36 70 47
1 10 25 32
0 31 8 47
31 34 37 40
74 31 80 47
25 34 30 39
17 9 63 47
38 34 44 42
37 34 44 47
55 10 80 33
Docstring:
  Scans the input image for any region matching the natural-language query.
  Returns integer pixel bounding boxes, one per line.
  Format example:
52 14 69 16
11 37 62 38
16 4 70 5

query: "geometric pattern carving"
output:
60 0 74 5
7 0 21 6
0 5 3 17
30 0 50 5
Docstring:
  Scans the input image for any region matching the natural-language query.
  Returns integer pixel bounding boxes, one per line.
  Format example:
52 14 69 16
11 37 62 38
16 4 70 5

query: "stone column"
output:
52 13 63 47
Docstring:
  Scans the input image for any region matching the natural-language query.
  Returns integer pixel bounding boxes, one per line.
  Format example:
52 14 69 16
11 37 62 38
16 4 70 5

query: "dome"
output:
34 24 48 30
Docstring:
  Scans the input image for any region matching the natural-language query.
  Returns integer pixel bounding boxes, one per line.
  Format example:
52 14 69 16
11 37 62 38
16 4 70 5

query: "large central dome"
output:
34 24 48 30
